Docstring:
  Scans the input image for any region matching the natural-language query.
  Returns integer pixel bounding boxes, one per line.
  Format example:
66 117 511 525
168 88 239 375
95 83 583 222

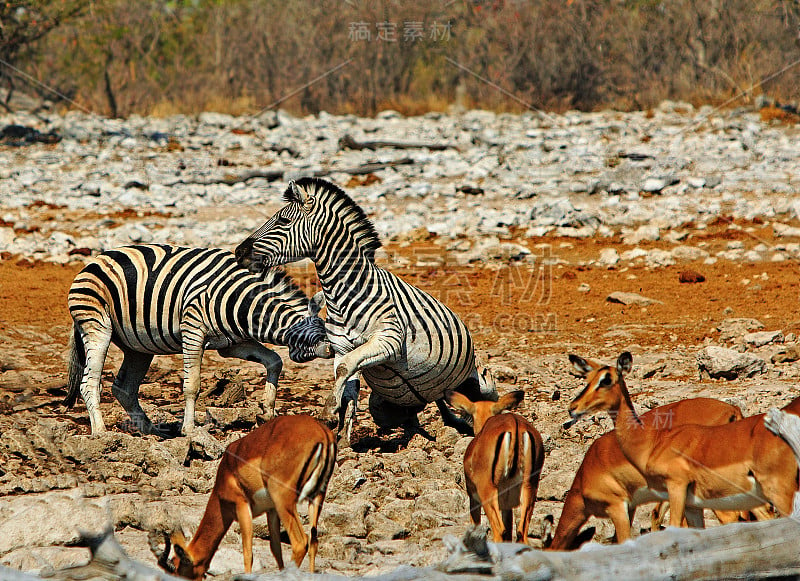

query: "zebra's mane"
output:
285 177 382 262
259 267 309 305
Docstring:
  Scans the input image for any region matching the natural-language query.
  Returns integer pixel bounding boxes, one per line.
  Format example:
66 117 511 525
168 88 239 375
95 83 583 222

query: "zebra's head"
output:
284 292 334 363
235 178 381 272
235 180 319 273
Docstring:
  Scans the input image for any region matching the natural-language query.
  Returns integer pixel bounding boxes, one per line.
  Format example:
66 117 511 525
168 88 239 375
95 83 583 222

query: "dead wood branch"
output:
165 158 414 187
339 134 460 152
42 528 185 581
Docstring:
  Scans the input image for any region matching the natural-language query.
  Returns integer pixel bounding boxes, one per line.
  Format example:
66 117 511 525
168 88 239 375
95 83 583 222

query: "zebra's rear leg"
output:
436 399 474 436
76 321 113 434
111 350 156 435
218 341 282 420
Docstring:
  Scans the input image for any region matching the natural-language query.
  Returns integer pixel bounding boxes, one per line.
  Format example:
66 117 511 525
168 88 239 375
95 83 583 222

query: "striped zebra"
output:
235 178 497 443
65 244 332 436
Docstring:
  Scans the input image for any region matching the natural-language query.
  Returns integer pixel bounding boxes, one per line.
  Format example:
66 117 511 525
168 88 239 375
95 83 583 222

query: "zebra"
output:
235 178 497 443
65 244 332 436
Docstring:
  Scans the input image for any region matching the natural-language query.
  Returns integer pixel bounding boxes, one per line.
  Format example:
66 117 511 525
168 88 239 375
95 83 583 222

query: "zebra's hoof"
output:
336 431 351 449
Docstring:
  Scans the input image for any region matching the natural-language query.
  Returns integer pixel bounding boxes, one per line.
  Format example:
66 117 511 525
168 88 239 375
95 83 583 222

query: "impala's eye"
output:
599 373 612 387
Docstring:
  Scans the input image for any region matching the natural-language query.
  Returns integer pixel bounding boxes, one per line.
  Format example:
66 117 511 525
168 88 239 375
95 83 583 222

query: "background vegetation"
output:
3 0 800 117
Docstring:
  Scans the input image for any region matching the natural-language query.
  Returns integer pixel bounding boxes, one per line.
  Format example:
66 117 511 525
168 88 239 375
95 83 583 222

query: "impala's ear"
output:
492 389 524 414
446 390 476 416
308 291 326 317
569 354 595 376
617 352 633 375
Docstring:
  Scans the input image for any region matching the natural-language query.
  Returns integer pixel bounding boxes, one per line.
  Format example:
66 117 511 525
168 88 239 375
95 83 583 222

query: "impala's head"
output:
285 292 334 363
568 352 632 420
235 178 380 273
154 531 205 580
447 389 525 434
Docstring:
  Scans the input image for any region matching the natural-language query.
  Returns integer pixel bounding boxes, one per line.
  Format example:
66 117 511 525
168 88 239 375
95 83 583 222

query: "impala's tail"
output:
64 323 85 408
298 439 337 503
492 430 516 484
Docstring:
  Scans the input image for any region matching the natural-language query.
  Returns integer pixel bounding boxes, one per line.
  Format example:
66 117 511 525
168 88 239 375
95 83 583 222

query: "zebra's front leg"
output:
111 350 157 435
331 334 397 414
218 341 282 419
336 376 360 447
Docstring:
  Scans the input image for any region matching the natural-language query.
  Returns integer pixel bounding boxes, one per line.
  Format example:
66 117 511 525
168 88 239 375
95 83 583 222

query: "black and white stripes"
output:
66 244 331 435
236 178 496 440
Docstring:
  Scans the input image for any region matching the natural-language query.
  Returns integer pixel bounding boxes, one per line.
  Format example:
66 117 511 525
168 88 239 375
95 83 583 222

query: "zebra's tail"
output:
64 323 85 408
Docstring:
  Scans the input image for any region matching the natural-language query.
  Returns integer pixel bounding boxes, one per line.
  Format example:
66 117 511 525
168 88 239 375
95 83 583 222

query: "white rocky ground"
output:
1 103 799 579
0 101 799 264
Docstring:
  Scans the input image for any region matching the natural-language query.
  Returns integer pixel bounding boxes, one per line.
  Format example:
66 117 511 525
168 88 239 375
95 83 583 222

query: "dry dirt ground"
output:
1 223 800 577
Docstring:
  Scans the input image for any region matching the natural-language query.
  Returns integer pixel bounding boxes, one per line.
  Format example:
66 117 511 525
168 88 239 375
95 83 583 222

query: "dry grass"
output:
20 0 800 117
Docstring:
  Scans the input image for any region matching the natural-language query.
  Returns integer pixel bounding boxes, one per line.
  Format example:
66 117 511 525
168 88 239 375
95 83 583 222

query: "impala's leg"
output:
713 510 743 524
547 489 588 550
758 476 795 518
650 502 668 532
666 481 689 528
76 320 113 434
236 501 255 573
475 481 505 542
218 341 282 419
276 503 309 568
307 494 325 572
267 509 284 569
111 350 156 434
516 484 536 545
501 509 513 542
180 327 206 434
607 502 632 543
749 505 775 521
466 480 482 526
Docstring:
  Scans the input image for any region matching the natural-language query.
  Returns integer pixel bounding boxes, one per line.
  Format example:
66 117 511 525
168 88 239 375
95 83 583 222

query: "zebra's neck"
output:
315 246 381 327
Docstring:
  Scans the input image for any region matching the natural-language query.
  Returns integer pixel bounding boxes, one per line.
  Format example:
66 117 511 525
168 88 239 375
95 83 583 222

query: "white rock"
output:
606 291 662 306
671 245 709 261
697 345 766 379
0 226 15 247
774 223 800 237
197 111 236 127
621 248 648 261
645 249 675 268
598 248 620 267
743 250 763 262
717 318 765 341
623 224 660 244
743 330 783 348
642 178 667 192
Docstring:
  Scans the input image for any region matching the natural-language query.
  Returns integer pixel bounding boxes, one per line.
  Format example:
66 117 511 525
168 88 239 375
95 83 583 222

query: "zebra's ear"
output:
309 291 326 317
286 180 315 213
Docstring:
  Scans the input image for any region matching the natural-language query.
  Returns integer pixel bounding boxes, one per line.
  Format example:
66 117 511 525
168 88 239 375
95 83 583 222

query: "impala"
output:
548 397 745 549
568 352 799 532
155 414 336 578
448 389 545 544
